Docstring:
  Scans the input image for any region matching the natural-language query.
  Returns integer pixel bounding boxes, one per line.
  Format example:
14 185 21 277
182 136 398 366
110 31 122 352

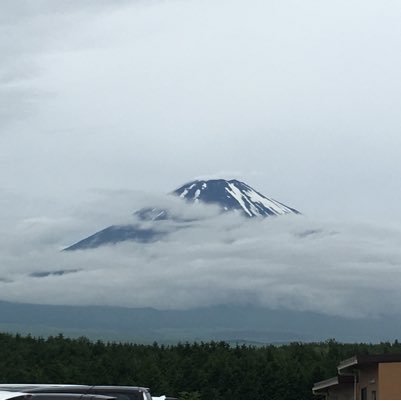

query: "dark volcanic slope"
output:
64 225 163 251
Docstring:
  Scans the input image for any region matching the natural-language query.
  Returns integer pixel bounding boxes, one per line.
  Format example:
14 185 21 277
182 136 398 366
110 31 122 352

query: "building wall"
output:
356 365 378 400
326 383 354 400
378 362 401 399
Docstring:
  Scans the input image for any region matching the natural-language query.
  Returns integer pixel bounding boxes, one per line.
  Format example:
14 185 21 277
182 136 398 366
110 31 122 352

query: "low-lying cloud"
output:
1 190 401 319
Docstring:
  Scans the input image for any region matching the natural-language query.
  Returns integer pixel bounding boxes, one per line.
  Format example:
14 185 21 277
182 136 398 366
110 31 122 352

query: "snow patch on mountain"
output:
173 179 300 218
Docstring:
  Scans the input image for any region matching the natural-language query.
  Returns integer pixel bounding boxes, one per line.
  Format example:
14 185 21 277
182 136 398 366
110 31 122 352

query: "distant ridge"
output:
0 300 396 344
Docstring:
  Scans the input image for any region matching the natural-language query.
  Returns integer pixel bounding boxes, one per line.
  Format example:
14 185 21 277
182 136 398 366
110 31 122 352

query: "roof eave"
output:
312 377 340 392
338 356 358 375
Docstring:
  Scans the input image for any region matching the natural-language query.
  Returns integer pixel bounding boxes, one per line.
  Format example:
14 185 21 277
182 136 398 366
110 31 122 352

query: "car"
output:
0 391 30 400
0 391 116 400
0 386 152 400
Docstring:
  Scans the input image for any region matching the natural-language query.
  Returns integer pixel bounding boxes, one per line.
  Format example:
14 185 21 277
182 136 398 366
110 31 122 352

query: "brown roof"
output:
313 354 401 395
338 354 401 374
313 375 354 393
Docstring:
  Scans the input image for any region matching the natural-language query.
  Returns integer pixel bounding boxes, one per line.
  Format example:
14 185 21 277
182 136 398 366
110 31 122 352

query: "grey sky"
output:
2 0 401 220
1 1 401 315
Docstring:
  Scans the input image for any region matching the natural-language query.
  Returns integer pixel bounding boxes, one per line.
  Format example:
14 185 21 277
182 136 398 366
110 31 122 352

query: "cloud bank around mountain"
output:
1 190 401 319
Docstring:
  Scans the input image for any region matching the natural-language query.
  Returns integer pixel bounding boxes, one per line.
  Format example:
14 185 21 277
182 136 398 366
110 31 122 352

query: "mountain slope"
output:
64 225 163 251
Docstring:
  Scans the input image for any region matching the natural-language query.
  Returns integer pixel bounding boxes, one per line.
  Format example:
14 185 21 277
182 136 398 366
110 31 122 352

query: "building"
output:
313 354 401 400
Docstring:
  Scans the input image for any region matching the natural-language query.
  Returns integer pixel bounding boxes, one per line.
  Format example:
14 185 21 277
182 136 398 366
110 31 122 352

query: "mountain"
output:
65 179 300 250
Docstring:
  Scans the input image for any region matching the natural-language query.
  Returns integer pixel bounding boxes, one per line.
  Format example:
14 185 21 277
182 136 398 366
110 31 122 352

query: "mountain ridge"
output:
0 299 397 344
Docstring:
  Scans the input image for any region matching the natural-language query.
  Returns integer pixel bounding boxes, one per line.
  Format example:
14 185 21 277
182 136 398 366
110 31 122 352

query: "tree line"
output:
0 332 401 399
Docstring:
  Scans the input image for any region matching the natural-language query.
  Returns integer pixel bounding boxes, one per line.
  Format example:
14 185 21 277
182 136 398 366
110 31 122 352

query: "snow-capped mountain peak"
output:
65 178 300 250
173 179 300 217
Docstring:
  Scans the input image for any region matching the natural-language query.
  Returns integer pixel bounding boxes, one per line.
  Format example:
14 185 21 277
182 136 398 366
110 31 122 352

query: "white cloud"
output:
1 190 401 319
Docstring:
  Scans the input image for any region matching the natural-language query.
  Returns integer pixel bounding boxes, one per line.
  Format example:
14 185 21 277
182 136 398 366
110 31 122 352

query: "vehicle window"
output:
91 391 145 400
90 393 130 400
28 387 90 394
28 395 81 400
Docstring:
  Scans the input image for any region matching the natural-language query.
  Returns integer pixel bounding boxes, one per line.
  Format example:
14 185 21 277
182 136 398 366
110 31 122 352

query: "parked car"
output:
0 386 152 400
0 391 30 400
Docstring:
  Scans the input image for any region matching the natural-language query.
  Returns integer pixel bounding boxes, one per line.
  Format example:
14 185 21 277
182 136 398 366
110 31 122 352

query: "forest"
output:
1 332 401 399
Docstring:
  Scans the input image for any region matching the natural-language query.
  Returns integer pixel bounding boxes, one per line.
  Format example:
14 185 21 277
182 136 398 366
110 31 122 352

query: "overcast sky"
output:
2 0 401 220
2 0 401 316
